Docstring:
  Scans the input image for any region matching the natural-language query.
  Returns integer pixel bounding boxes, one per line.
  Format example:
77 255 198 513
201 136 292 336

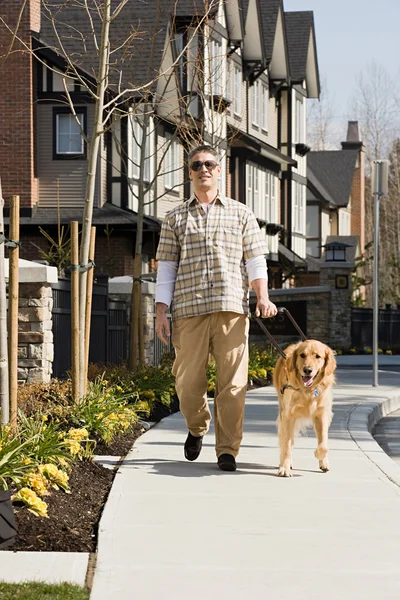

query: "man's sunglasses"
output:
189 160 219 172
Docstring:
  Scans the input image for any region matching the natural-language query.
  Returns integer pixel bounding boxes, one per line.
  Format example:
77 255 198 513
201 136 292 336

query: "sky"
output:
283 0 400 142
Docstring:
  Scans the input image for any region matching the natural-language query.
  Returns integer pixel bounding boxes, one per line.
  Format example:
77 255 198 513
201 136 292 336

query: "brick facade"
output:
0 0 39 209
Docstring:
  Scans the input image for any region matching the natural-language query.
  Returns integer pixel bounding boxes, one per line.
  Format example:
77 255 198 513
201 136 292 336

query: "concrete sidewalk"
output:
91 368 400 600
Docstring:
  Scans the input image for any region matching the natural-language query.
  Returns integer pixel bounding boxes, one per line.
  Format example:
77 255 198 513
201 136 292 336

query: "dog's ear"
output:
324 347 337 376
284 344 298 374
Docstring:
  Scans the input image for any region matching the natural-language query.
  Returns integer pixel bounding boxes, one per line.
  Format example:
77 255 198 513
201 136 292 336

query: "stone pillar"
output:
18 283 54 383
319 263 354 349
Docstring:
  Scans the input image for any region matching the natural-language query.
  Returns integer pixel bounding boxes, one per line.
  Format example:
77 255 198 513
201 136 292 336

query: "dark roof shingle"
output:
258 0 282 64
38 0 219 91
307 150 359 208
284 11 313 81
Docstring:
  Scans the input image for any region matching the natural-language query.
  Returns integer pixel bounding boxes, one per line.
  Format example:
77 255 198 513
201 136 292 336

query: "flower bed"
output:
0 343 277 553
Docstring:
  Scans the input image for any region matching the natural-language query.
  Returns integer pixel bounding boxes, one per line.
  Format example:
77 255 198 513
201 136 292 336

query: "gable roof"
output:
307 149 359 208
37 0 220 92
258 0 281 64
285 11 320 97
258 0 288 79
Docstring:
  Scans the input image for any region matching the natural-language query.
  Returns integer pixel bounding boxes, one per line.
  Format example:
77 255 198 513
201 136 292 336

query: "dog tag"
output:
313 389 319 397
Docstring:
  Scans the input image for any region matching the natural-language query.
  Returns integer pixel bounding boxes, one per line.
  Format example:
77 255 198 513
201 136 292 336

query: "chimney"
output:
342 121 365 255
341 121 362 150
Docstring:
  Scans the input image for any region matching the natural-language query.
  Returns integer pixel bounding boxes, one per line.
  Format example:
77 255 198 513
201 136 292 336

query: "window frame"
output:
164 135 180 191
53 107 87 160
252 80 260 127
262 83 269 132
233 64 242 116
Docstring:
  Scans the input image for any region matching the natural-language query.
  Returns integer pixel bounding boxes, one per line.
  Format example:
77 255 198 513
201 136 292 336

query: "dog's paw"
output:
277 465 292 477
319 457 330 472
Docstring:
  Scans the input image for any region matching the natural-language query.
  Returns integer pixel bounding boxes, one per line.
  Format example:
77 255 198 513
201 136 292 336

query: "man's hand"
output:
155 303 170 345
251 278 278 318
255 297 278 319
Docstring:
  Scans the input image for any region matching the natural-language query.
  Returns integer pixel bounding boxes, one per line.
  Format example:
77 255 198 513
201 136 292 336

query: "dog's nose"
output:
303 367 313 375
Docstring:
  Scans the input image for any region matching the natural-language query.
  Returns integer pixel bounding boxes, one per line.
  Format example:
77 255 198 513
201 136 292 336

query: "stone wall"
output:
265 262 355 350
268 286 331 344
319 263 354 348
18 283 54 383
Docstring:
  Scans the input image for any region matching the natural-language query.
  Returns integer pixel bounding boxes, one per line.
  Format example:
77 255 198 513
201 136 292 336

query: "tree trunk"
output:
78 0 111 398
129 109 149 369
0 179 9 425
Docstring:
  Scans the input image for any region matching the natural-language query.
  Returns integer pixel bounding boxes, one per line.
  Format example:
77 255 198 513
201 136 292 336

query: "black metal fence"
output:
52 278 129 378
351 307 400 351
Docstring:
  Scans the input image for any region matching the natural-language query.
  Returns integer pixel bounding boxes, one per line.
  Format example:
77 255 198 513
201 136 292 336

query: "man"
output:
155 145 277 471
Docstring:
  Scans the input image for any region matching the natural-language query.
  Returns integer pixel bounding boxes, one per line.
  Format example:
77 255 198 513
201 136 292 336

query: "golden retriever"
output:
273 339 336 477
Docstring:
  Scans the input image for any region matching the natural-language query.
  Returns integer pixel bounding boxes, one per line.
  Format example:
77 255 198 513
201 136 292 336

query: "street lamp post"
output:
372 160 389 387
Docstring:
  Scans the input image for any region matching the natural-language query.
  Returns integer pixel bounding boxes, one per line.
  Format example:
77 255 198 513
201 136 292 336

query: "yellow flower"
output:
39 464 70 491
67 427 89 441
116 385 123 392
144 376 148 380
23 472 50 497
257 368 267 378
41 415 48 422
66 440 82 455
12 487 49 518
23 457 32 465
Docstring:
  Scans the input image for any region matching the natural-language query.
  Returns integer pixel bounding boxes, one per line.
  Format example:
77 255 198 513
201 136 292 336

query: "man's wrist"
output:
156 302 169 316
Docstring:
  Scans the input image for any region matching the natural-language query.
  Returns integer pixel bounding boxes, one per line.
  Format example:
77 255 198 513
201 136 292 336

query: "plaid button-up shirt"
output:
156 194 268 321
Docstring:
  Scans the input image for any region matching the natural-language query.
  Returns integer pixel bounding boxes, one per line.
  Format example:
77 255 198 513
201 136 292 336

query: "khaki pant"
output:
172 312 249 458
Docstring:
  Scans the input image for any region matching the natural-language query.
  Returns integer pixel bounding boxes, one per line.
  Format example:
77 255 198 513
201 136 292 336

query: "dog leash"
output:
254 307 307 360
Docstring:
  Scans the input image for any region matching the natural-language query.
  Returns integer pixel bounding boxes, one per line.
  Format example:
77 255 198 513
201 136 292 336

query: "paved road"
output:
90 367 400 600
373 408 400 466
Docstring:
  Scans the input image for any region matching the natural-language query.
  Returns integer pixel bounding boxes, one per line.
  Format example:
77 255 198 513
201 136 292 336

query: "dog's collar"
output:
280 382 319 397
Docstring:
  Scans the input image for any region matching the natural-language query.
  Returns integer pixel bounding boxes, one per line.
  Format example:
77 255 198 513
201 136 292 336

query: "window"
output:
53 69 76 93
164 135 180 190
296 98 304 144
130 117 153 183
252 80 260 126
210 38 223 96
247 163 278 223
293 182 305 234
262 84 269 131
339 209 351 235
175 30 187 93
233 65 242 116
264 170 278 223
53 108 86 158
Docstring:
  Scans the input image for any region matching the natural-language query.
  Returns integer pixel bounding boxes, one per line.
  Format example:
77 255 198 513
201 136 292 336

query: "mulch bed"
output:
2 387 270 554
2 400 180 554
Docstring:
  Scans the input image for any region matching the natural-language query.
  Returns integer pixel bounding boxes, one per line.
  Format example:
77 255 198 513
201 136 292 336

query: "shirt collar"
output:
187 192 226 207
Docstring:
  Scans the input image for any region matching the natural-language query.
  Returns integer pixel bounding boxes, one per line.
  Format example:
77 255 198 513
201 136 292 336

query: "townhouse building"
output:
0 0 324 286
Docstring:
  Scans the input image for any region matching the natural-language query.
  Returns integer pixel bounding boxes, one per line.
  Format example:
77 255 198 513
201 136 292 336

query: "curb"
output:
347 390 400 488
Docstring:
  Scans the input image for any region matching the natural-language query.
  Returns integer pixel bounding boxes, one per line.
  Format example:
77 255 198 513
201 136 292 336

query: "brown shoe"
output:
217 454 237 472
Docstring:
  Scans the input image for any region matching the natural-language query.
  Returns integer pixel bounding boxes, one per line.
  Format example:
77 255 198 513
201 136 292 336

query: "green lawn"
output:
0 581 89 600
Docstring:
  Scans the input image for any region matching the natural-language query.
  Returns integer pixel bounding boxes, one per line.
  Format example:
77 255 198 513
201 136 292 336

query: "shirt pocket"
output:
217 226 243 258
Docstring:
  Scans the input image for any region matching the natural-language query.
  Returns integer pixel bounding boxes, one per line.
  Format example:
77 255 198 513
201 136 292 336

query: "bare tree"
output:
350 62 400 307
350 61 400 163
307 75 337 150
